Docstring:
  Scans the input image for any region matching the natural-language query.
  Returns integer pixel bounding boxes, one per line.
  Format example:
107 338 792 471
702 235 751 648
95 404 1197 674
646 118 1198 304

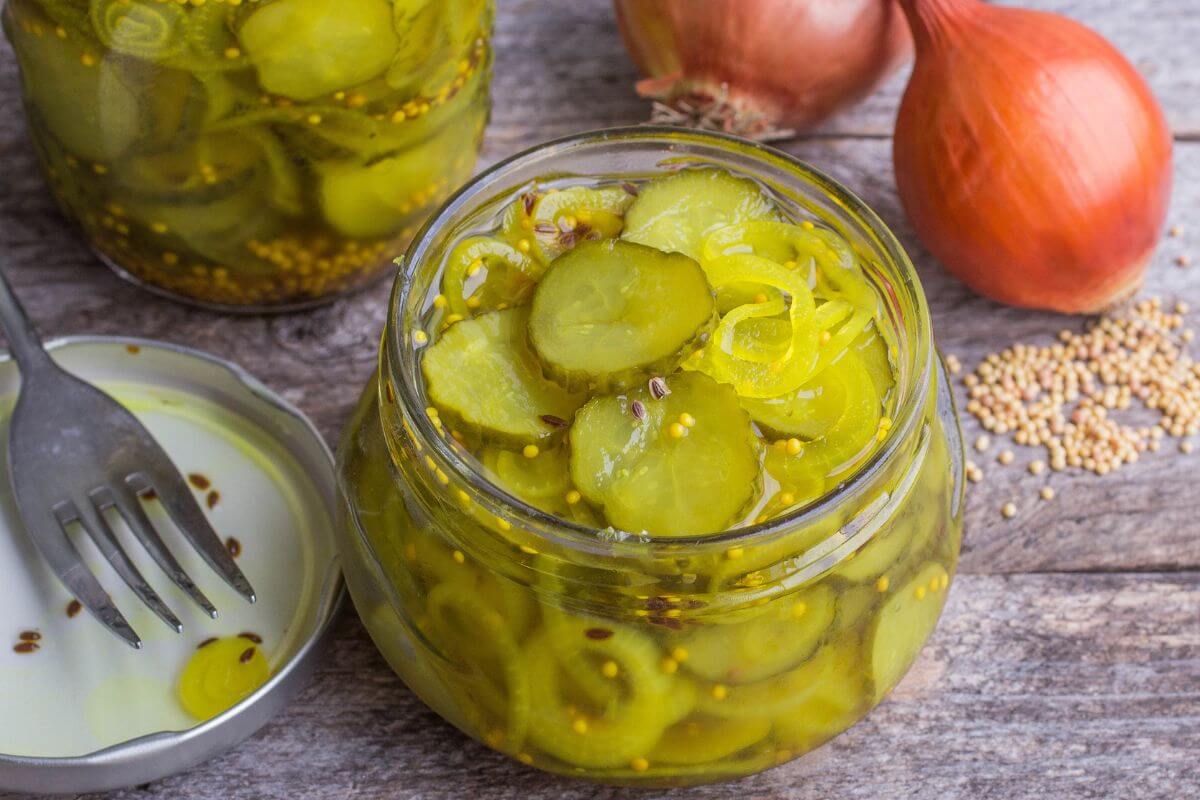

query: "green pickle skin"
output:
2 0 492 309
336 169 965 786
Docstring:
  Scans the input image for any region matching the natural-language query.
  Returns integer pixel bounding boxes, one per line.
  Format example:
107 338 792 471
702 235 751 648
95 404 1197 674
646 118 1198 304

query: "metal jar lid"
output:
0 336 344 795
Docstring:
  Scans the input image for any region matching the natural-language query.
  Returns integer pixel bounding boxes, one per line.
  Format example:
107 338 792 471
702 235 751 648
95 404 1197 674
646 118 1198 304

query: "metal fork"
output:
0 266 254 648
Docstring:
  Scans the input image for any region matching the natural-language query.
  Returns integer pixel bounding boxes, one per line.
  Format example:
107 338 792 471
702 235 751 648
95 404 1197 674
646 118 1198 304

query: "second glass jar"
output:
2 0 493 310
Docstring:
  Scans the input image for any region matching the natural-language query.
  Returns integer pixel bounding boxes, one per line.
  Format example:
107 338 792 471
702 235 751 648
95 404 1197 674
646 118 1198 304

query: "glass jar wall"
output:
2 0 493 310
335 129 965 787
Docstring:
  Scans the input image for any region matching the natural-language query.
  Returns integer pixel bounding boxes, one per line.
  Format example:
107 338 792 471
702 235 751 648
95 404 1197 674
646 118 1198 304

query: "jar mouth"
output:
386 126 934 552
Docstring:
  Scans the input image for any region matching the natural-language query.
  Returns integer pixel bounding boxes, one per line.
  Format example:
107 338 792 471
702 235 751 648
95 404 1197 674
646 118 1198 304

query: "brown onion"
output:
893 0 1173 313
613 0 912 139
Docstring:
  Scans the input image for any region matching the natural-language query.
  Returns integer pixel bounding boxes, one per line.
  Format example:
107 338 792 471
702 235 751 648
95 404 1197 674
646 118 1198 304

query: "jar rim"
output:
385 126 934 553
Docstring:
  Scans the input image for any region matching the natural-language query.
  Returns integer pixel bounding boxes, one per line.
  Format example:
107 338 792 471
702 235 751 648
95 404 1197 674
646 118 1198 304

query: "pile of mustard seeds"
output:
958 297 1199 479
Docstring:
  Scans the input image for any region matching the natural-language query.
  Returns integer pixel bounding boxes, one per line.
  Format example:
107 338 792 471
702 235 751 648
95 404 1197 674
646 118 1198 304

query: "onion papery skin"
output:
893 0 1173 314
614 0 912 137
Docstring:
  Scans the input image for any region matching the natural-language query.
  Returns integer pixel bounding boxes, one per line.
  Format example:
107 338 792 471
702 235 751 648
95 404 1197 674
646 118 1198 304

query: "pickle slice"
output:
569 372 760 536
649 716 771 766
869 562 950 700
441 236 540 317
693 642 839 720
479 445 572 509
622 169 779 261
681 584 834 685
763 350 883 488
743 347 877 440
422 308 585 445
237 0 399 100
529 239 715 390
772 642 867 749
529 185 634 264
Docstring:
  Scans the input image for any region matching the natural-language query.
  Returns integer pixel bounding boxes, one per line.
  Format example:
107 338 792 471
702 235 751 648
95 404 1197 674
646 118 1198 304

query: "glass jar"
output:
336 128 965 787
2 0 492 311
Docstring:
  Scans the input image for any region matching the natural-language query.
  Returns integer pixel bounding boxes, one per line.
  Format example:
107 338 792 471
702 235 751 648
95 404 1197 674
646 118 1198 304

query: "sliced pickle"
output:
528 239 715 390
114 131 261 202
835 517 918 584
441 236 540 317
479 445 572 508
681 584 834 685
568 372 760 536
622 169 779 261
855 321 896 401
523 628 679 769
10 25 140 162
422 308 585 446
528 185 634 264
743 347 877 440
869 562 950 700
237 0 399 100
693 254 819 399
763 350 883 488
772 642 867 748
693 642 839 720
649 715 771 766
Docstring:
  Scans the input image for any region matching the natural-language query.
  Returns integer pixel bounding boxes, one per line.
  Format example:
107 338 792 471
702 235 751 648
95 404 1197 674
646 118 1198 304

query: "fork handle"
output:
0 263 52 372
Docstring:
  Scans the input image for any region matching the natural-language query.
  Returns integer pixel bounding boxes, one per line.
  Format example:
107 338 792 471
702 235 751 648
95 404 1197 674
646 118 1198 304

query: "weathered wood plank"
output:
486 0 1200 140
9 571 1186 800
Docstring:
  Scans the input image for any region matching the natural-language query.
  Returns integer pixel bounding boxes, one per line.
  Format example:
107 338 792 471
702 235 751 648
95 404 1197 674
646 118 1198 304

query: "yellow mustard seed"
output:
668 422 686 438
679 412 696 428
224 47 241 59
790 601 808 619
998 449 1015 465
711 684 728 700
1040 486 1055 501
786 438 803 456
571 718 588 735
432 294 448 309
451 550 465 565
914 586 927 600
779 492 796 505
725 547 744 560
660 657 678 674
630 757 649 773
819 330 832 346
601 661 619 679
671 647 689 663
522 444 540 459
413 330 429 345
1001 502 1017 519
875 575 890 592
496 517 512 531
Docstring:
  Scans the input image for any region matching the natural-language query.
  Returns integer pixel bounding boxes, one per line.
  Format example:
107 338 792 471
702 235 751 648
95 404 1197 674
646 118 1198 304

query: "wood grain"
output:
1 0 1199 798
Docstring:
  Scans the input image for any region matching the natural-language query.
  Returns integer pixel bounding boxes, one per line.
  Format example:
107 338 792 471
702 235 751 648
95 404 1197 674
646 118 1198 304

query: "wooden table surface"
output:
2 1 1198 798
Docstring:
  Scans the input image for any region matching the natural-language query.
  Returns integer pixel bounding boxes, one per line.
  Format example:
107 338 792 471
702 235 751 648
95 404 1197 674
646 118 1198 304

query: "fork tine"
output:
103 489 220 618
131 473 256 604
104 488 220 619
27 506 142 649
74 494 183 633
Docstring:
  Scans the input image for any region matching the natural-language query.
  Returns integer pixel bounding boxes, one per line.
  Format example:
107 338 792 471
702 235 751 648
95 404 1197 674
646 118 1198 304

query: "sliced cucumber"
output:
422 308 585 445
835 517 918 585
649 715 771 766
693 642 839 720
479 445 572 507
763 350 883 488
743 347 878 440
237 0 399 100
441 236 540 317
681 584 834 684
622 169 779 261
529 185 634 264
869 561 950 700
569 372 761 536
523 628 677 769
529 239 715 390
772 642 867 748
